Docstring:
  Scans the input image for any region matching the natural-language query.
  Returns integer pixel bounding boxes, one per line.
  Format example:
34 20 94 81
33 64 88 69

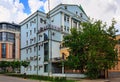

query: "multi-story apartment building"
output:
20 4 88 75
108 35 120 78
0 22 20 61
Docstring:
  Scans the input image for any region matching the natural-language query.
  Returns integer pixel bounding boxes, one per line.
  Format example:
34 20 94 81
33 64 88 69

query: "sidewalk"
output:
77 79 109 82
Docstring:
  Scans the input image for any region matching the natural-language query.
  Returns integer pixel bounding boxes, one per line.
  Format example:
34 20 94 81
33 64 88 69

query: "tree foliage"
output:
21 61 30 68
0 61 21 72
0 60 29 73
63 19 118 79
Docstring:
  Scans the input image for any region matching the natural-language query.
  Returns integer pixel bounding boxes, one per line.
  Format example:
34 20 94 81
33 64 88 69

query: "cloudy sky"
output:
0 0 120 33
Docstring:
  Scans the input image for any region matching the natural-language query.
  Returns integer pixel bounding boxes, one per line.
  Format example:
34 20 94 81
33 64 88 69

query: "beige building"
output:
0 22 20 61
108 35 120 78
60 35 120 78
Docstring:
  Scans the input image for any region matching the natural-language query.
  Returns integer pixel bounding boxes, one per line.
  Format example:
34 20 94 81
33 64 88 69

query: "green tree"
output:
10 61 21 72
0 61 10 72
63 19 118 79
0 61 8 72
21 61 30 68
21 61 30 73
21 61 30 79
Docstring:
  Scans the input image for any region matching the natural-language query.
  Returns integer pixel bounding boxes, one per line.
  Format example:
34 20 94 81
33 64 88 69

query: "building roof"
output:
0 22 20 27
20 4 89 25
49 4 88 18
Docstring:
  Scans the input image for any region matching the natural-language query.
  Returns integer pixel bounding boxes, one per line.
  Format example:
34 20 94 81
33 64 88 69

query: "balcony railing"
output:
37 24 63 33
52 57 63 62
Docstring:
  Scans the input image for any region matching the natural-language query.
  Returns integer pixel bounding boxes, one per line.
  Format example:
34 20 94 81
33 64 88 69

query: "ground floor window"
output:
44 64 48 72
2 43 6 58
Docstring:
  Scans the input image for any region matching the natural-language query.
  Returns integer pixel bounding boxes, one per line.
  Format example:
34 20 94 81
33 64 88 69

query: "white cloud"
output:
0 0 28 23
44 0 62 13
44 0 120 33
28 0 44 13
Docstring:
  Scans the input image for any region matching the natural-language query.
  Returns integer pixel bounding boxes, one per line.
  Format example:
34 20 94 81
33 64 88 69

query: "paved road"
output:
79 78 120 82
109 78 120 82
1 75 120 82
0 75 41 82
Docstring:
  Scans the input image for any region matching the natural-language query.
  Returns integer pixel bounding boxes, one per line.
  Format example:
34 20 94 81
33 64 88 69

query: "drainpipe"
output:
36 11 39 75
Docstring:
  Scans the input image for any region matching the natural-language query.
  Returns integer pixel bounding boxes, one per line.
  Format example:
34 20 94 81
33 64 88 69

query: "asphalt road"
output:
0 75 40 82
0 74 120 82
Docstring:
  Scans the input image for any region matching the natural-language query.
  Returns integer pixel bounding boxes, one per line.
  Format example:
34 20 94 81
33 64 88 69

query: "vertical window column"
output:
68 16 71 33
61 12 64 31
2 43 6 58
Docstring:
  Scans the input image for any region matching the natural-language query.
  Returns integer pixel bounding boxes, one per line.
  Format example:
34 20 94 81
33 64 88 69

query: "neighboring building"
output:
108 35 120 78
20 4 88 75
0 22 20 61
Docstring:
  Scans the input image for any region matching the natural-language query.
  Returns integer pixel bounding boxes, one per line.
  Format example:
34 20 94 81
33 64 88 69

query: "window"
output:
67 27 69 32
76 11 78 15
80 13 83 17
26 32 28 37
30 39 32 44
44 20 46 24
44 33 48 41
64 15 66 22
39 35 41 40
30 21 32 26
0 32 2 41
44 43 49 61
34 28 36 33
2 43 6 58
30 30 32 35
61 25 63 31
40 18 43 23
44 64 48 72
34 65 36 71
39 66 41 70
67 17 69 22
39 45 40 50
65 6 67 9
26 40 28 45
34 19 36 23
26 49 28 54
64 26 66 31
26 24 28 29
30 47 32 53
39 57 41 60
34 46 36 52
34 37 36 43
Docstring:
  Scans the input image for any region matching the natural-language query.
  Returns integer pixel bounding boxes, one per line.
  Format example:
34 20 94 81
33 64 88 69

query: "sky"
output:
0 0 120 33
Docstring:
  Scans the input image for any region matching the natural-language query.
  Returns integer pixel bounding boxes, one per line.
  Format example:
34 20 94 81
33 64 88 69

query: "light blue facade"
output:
20 4 88 75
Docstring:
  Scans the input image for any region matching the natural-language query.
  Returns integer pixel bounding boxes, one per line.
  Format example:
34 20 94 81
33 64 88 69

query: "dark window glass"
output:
65 6 67 9
44 43 49 61
44 64 48 72
0 32 2 41
0 32 15 42
39 45 40 50
7 33 15 42
2 43 6 58
40 18 43 23
44 33 48 41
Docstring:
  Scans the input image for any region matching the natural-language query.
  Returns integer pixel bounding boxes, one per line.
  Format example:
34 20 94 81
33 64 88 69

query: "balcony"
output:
37 24 63 33
52 57 63 62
